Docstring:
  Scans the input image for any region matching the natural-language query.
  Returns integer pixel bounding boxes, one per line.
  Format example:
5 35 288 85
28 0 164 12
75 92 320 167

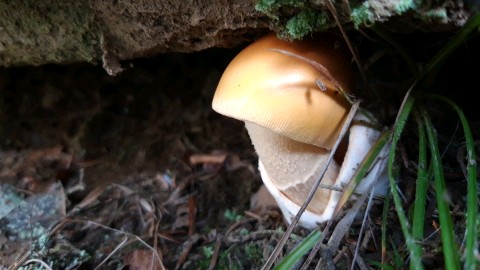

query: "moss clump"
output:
216 242 265 270
255 0 331 39
350 0 451 29
255 0 305 19
350 0 418 28
283 9 330 39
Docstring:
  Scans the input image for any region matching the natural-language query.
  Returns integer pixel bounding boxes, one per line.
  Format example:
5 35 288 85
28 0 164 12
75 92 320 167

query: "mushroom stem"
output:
244 121 340 215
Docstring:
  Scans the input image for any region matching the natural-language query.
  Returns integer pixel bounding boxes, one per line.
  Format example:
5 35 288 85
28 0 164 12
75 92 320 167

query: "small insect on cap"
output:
212 32 354 150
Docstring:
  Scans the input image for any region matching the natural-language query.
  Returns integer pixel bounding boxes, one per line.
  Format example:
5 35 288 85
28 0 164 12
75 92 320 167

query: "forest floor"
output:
0 30 479 269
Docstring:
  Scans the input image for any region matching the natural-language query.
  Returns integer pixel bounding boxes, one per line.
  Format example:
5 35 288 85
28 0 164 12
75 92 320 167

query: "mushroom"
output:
212 33 387 229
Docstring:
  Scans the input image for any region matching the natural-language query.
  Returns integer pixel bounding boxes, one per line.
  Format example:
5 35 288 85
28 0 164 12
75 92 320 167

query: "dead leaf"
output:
123 249 164 270
189 153 228 165
250 184 278 215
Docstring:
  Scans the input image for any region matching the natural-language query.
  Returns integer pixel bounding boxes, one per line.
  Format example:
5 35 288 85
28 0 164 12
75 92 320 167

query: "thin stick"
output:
268 48 356 105
324 0 366 83
94 237 129 270
350 188 375 270
261 101 361 270
22 259 53 270
268 48 340 88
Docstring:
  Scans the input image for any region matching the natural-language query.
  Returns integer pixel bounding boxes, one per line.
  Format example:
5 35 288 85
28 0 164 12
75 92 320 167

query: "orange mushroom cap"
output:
212 33 354 150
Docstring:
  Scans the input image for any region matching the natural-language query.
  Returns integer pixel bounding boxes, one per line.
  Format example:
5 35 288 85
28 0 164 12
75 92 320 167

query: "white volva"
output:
252 114 387 229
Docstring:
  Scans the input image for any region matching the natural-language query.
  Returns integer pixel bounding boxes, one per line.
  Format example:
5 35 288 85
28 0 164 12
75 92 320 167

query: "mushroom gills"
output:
244 121 340 215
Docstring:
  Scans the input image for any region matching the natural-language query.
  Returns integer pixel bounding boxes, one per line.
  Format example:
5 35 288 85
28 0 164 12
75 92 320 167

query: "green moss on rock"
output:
283 9 330 39
255 0 331 39
255 0 305 19
350 0 454 29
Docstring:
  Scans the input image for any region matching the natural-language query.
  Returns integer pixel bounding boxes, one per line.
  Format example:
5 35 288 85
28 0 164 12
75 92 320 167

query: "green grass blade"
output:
409 109 430 269
419 106 461 270
422 13 480 82
427 94 478 270
387 94 424 270
381 191 391 265
372 237 404 269
367 261 395 270
390 238 405 269
272 230 322 270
